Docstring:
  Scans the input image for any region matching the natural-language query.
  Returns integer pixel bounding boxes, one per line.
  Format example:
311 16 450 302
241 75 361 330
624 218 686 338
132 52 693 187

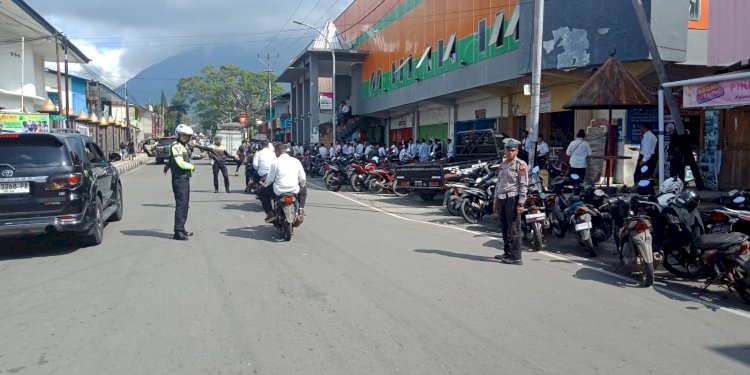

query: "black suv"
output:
0 132 123 246
154 136 175 164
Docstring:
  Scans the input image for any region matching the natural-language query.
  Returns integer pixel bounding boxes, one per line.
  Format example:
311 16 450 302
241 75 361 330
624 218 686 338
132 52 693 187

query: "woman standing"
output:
566 129 592 182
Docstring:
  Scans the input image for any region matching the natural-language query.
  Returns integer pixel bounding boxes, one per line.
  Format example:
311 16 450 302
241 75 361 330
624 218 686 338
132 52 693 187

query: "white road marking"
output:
308 182 750 320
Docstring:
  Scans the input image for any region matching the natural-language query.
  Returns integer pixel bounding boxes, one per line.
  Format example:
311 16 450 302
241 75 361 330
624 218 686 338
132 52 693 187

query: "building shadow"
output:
120 229 174 239
414 249 497 263
0 234 81 261
573 267 635 288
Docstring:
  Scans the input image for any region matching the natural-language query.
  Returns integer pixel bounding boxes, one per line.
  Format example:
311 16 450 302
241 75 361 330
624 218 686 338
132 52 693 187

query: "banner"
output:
319 92 333 111
0 113 51 132
540 87 552 113
683 78 750 108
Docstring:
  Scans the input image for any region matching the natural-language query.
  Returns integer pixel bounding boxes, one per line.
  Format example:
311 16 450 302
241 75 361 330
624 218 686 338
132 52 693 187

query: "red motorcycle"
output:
366 165 409 197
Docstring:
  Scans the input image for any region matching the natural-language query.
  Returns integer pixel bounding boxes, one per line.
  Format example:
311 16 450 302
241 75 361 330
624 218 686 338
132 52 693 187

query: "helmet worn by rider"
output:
660 177 684 195
674 189 700 212
175 124 194 137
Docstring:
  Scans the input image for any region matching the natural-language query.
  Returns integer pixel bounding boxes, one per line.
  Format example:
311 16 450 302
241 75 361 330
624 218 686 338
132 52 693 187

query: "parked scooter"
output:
521 166 547 251
609 195 662 286
698 232 750 304
458 174 498 224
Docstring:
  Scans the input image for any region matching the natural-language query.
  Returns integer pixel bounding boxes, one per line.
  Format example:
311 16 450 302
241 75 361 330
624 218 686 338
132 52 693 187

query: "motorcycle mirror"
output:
571 174 580 180
476 177 483 184
531 166 540 174
594 189 606 197
728 189 739 197
640 165 649 173
733 196 746 204
638 179 651 187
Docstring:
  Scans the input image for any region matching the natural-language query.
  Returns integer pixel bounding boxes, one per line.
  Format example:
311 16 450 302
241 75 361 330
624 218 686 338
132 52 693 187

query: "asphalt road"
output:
1 160 749 375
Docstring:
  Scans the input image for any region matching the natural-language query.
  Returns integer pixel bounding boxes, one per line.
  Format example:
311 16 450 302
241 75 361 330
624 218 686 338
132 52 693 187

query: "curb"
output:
114 155 150 175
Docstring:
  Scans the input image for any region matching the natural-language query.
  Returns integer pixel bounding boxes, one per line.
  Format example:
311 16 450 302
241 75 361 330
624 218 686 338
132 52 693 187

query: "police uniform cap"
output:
504 138 521 150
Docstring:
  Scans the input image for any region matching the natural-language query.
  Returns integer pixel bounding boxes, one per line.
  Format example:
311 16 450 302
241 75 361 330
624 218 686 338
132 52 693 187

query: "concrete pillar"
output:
350 63 363 115
309 54 319 145
303 77 311 146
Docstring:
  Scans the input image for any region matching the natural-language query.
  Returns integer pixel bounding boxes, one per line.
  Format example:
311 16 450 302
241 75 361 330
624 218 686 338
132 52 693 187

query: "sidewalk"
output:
112 154 150 174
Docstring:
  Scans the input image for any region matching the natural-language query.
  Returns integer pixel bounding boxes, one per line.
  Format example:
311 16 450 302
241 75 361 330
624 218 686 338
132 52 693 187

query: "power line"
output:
69 27 312 41
261 0 307 52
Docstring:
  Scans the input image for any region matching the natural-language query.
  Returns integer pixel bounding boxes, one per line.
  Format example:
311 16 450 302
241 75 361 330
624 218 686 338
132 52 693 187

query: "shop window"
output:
505 4 520 41
478 19 487 53
417 45 432 72
443 33 456 64
489 11 505 47
399 58 405 81
437 39 444 68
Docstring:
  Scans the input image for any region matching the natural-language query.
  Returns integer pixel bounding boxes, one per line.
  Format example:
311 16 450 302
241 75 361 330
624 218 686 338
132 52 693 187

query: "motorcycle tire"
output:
532 222 544 252
325 174 342 192
459 199 480 224
735 269 750 304
368 179 384 194
392 180 409 197
583 238 596 256
640 261 655 288
550 214 566 238
350 174 364 192
446 195 461 216
662 248 703 279
283 221 292 241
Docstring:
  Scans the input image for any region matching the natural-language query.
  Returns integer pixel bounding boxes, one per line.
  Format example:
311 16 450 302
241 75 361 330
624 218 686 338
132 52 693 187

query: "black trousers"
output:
633 155 657 183
235 155 245 172
259 185 309 214
570 167 587 185
497 196 522 260
212 162 229 190
669 158 685 181
172 178 190 233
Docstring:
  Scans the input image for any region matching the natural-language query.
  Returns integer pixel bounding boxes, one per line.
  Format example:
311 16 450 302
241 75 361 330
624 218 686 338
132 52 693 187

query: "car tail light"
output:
0 133 20 139
283 196 294 204
46 173 83 190
634 221 650 233
430 181 440 187
740 241 749 255
56 215 77 221
710 212 730 223
575 207 587 215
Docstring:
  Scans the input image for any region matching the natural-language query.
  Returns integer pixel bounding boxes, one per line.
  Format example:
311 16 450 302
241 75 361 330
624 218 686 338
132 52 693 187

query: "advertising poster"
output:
699 110 720 191
319 92 333 111
0 113 51 132
683 78 750 108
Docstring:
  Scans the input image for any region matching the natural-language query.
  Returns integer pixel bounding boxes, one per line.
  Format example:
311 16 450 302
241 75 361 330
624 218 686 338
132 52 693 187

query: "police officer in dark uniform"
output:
165 124 196 240
493 138 529 265
203 136 236 193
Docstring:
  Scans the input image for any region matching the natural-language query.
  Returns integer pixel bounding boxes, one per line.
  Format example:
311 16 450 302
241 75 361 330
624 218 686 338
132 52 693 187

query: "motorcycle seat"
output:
694 232 748 250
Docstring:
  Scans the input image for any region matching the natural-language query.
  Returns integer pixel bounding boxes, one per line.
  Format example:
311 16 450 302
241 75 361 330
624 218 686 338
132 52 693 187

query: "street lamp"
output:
293 20 337 146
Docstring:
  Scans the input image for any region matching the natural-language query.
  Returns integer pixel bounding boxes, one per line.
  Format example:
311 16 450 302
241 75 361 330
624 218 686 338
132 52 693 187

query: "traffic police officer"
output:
493 138 529 265
207 136 235 193
165 124 196 240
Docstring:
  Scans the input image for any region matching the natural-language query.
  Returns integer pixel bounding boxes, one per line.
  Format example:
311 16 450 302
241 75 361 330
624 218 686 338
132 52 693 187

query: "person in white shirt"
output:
364 142 373 156
399 145 410 162
408 139 418 157
566 129 592 183
418 139 429 161
446 138 456 161
342 143 350 155
260 143 308 223
633 123 658 183
335 141 342 156
378 145 386 157
329 143 336 158
521 131 532 151
355 142 364 155
536 135 550 168
252 141 277 186
318 144 328 158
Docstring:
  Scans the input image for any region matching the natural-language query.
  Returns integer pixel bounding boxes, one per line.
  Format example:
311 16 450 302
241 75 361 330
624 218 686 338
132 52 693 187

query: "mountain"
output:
120 40 307 105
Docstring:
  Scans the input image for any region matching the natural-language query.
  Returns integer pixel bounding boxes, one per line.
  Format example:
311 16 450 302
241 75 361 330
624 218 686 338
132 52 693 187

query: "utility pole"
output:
54 34 63 121
125 84 131 141
630 0 703 189
527 0 545 168
259 54 279 141
20 37 25 113
64 38 71 128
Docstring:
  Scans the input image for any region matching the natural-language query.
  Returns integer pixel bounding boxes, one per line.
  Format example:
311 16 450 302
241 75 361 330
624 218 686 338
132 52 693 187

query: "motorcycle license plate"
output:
709 223 731 233
525 213 546 222
575 222 592 231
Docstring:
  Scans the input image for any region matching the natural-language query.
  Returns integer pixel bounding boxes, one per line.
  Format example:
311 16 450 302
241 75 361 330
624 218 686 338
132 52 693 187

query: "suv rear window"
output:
157 138 175 146
0 136 70 167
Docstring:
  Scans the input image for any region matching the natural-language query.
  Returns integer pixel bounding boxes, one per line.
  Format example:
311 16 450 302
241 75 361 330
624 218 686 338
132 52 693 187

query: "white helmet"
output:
175 124 194 137
660 177 684 195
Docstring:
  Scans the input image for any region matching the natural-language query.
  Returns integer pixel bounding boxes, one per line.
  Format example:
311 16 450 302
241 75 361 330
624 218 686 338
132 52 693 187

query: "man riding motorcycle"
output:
250 141 276 191
259 143 308 225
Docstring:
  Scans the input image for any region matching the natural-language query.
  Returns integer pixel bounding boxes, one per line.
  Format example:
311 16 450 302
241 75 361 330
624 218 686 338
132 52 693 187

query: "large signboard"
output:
0 113 51 132
683 78 750 108
319 92 333 111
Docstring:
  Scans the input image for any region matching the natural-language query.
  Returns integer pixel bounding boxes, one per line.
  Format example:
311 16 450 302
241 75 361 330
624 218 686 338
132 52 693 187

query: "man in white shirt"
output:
364 141 373 156
408 139 418 157
446 138 456 161
252 141 277 187
418 139 429 161
633 123 658 182
566 129 593 183
355 141 364 155
318 143 328 158
378 144 387 157
521 131 532 151
536 135 550 167
260 144 307 223
329 143 336 158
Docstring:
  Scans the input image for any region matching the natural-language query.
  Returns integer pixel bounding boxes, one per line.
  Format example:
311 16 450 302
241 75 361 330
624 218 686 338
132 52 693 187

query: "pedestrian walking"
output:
493 139 529 265
127 139 135 161
566 129 592 183
667 124 689 181
164 124 196 241
119 141 127 160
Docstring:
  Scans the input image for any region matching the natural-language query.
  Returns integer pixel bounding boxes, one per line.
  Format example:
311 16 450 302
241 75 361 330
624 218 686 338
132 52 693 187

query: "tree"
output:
174 65 284 135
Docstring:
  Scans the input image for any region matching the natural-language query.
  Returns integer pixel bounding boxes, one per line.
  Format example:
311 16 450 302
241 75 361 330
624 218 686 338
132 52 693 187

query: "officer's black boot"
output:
173 231 189 241
180 229 194 237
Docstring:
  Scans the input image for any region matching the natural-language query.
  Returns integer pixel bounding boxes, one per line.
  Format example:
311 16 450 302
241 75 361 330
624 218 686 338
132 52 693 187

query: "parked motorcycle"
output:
458 175 498 224
521 166 547 251
698 232 750 304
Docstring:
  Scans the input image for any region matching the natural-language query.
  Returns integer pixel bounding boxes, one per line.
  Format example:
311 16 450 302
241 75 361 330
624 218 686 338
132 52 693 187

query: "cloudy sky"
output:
27 0 353 87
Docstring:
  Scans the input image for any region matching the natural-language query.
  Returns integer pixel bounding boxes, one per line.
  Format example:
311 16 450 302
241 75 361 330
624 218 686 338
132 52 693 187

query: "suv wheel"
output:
80 197 104 246
109 182 124 222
